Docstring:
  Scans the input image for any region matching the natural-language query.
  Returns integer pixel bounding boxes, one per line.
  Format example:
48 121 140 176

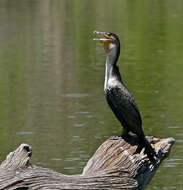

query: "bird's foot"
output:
110 134 132 140
109 136 122 140
121 133 131 140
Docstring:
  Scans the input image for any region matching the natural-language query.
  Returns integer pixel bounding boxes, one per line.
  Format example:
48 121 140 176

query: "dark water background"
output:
0 0 183 189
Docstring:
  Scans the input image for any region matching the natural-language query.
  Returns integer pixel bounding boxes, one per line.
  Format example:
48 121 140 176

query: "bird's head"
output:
93 30 120 64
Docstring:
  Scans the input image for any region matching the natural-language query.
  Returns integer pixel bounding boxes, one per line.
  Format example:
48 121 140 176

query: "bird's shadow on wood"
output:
110 134 144 154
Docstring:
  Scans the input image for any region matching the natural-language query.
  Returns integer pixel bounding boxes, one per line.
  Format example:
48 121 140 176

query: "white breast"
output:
104 62 111 90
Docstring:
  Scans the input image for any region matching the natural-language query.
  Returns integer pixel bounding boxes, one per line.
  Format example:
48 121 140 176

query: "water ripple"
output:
62 93 89 98
16 131 33 135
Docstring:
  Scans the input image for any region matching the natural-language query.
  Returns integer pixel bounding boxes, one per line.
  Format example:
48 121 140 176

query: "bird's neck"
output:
104 56 119 91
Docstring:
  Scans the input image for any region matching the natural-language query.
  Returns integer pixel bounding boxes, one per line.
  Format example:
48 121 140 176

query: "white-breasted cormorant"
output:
94 31 156 162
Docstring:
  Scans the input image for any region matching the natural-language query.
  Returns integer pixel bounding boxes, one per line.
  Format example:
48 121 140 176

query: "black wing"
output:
105 86 144 137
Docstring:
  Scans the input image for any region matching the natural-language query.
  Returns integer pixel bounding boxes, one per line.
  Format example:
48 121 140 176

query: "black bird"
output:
94 31 156 162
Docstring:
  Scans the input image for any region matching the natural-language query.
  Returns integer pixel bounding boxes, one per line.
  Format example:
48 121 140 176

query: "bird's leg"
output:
121 128 131 139
109 128 123 140
109 128 131 140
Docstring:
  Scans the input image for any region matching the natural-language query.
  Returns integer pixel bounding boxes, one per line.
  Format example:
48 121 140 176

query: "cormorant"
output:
94 30 156 162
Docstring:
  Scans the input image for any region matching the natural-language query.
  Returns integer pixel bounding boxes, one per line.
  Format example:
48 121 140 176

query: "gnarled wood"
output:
0 136 174 190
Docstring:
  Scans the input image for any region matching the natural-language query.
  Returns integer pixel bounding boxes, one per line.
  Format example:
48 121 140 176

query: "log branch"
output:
0 136 174 190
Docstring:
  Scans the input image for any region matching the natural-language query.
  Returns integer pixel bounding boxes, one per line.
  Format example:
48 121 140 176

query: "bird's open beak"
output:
93 30 112 47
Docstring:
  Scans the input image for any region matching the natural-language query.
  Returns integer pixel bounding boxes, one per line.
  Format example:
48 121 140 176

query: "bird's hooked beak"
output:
93 30 112 48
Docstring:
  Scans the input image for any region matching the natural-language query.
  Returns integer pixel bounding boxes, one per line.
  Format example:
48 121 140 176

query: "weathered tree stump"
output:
0 136 174 190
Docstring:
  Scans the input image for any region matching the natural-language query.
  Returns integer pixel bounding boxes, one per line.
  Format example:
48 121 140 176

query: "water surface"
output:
0 1 183 189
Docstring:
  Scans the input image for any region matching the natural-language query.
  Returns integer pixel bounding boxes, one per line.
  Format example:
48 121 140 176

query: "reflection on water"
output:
0 0 183 189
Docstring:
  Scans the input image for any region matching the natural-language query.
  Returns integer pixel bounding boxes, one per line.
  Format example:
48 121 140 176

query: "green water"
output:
0 0 182 189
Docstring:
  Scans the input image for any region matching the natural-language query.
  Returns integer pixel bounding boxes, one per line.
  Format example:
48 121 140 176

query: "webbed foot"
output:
121 133 131 139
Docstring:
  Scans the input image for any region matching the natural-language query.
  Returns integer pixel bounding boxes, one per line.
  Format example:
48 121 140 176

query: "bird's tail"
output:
139 136 157 163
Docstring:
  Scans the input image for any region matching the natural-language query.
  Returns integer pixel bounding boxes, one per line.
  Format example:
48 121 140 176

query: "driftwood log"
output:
0 136 174 190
